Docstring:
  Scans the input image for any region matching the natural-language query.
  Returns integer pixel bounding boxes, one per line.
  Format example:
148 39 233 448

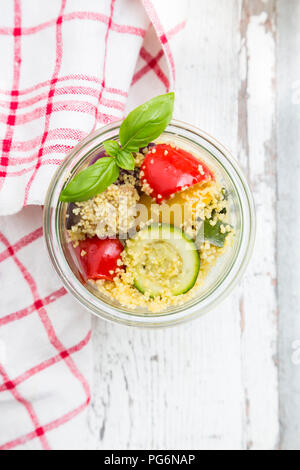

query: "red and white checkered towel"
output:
0 0 186 450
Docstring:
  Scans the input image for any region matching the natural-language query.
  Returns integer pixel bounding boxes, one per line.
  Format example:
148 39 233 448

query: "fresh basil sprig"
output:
103 140 135 170
116 148 135 170
59 92 174 202
119 93 174 151
59 157 119 202
103 140 120 157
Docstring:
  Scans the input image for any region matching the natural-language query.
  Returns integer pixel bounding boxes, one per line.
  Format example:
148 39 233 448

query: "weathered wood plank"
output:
277 0 300 451
89 0 280 450
237 0 279 450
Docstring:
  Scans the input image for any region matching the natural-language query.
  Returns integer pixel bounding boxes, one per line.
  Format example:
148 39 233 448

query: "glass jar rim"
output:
43 119 256 327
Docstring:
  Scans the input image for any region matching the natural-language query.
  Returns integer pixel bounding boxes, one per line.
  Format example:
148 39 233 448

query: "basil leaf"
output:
104 140 120 157
204 219 229 248
59 93 175 203
116 149 135 170
119 92 174 152
59 157 119 202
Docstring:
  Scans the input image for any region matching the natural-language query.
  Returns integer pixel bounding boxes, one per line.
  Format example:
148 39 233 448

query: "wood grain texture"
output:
237 0 279 450
88 0 280 450
277 0 300 451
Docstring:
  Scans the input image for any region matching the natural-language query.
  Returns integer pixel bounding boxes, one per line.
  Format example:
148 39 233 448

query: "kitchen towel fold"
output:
0 0 186 216
0 0 186 450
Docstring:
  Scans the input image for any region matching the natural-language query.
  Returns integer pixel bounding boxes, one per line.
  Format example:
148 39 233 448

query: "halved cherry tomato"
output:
140 144 214 203
75 237 124 281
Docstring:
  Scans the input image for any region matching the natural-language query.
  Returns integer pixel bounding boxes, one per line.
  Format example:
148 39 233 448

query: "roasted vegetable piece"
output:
75 237 124 281
140 144 214 203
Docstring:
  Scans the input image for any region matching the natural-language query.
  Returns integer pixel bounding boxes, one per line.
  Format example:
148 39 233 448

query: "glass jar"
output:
43 120 255 327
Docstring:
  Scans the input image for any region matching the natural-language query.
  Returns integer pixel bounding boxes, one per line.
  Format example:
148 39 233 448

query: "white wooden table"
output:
88 0 300 450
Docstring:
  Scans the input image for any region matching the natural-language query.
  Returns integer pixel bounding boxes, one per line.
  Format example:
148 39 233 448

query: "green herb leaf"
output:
59 93 175 203
116 149 135 170
204 219 229 248
59 157 119 202
119 92 175 152
103 140 120 157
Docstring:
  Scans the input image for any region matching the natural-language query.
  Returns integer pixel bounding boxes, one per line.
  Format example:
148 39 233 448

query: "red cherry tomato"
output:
141 144 214 203
75 237 124 281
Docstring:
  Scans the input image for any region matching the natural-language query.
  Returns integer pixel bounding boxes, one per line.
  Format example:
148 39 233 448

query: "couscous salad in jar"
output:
59 94 234 313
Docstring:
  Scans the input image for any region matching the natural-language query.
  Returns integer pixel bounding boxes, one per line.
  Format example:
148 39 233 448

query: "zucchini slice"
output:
126 224 200 297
